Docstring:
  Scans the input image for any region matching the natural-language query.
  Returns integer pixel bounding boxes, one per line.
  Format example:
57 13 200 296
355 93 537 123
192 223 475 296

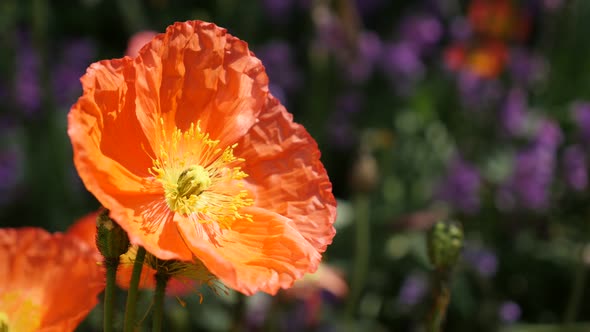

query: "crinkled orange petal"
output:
109 194 194 261
66 211 99 249
129 20 268 154
235 95 337 254
0 228 104 332
177 206 321 295
70 57 156 179
66 211 104 266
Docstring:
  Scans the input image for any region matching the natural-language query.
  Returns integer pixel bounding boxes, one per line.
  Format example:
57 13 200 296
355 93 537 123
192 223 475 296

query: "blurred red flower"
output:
468 0 531 41
445 41 508 79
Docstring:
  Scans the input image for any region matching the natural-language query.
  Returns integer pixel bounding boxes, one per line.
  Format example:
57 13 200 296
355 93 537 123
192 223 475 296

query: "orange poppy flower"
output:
0 227 104 332
68 20 337 295
66 211 101 260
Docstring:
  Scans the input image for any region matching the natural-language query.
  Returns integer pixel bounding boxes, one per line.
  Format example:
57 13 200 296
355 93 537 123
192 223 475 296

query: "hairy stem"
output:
152 271 170 332
426 273 451 332
103 257 119 332
124 246 146 332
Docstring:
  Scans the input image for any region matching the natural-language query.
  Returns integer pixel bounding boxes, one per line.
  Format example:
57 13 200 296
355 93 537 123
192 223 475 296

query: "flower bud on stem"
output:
96 209 130 332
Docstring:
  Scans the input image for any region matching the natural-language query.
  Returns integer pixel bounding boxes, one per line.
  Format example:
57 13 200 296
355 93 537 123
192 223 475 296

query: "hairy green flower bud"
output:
427 220 464 273
96 209 130 260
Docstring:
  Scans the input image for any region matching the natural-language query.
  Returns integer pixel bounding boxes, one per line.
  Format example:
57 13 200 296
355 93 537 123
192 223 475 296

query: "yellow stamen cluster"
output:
150 120 253 229
0 292 41 332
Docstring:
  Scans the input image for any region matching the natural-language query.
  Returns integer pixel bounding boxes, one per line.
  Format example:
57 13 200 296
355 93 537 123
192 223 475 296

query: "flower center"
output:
0 316 7 332
0 292 41 332
150 120 253 229
176 165 211 199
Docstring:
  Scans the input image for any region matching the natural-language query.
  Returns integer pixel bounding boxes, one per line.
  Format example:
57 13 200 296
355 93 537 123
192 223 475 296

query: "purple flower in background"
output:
14 31 41 116
456 70 503 110
379 11 442 93
257 40 302 104
500 88 527 137
311 10 347 55
281 300 311 332
261 0 309 22
382 42 424 78
435 156 481 214
563 145 588 191
354 0 385 18
311 9 383 83
572 102 590 144
397 272 428 307
499 301 521 323
398 13 443 56
328 122 357 150
327 93 362 149
245 294 272 329
463 244 498 278
381 41 425 94
268 83 287 107
52 39 96 108
508 48 547 86
534 118 563 149
0 151 22 205
498 119 562 211
346 31 383 83
499 148 553 210
543 0 564 11
335 93 363 116
359 31 383 63
262 0 292 18
0 128 25 206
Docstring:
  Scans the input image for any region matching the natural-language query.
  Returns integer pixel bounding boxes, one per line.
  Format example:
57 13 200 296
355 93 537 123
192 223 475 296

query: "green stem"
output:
563 244 587 324
345 194 371 318
426 273 451 332
124 246 146 332
104 257 119 332
152 271 170 332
